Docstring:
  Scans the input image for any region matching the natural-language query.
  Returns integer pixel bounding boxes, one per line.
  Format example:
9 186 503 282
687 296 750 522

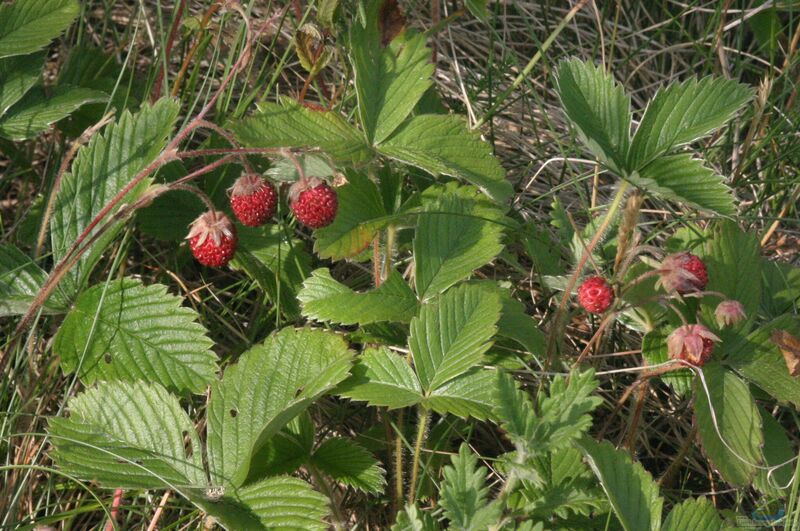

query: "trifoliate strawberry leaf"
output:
628 155 735 216
313 171 391 260
695 362 763 487
424 368 500 421
299 268 418 325
338 347 423 409
578 438 663 531
49 98 180 296
409 283 501 391
207 327 354 488
0 244 68 316
440 444 502 530
232 97 371 163
48 381 206 490
628 76 752 170
662 497 723 531
554 58 631 174
725 314 800 409
0 0 79 59
351 5 434 145
311 437 386 494
413 194 505 300
53 277 217 395
377 114 512 203
0 85 107 140
0 52 43 116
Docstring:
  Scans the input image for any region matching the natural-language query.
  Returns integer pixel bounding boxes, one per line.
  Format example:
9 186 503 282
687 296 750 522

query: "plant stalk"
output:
545 180 630 367
407 407 431 505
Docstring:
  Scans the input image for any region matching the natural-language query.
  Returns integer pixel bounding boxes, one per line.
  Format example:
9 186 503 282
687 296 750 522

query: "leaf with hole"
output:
207 327 354 487
53 277 217 395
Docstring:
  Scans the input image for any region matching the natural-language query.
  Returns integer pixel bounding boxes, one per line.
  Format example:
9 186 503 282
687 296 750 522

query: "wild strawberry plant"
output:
0 0 799 529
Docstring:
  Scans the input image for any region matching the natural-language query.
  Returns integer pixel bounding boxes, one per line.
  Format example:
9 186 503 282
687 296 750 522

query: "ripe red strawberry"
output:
229 174 278 227
289 177 338 229
577 276 614 314
656 251 708 294
187 210 237 267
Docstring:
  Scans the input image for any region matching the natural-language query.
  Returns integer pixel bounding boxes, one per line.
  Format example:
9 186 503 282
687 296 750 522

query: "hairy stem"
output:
545 180 630 367
393 409 405 511
407 407 431 505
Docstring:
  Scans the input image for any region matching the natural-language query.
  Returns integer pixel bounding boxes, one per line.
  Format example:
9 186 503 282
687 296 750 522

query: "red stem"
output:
150 0 187 102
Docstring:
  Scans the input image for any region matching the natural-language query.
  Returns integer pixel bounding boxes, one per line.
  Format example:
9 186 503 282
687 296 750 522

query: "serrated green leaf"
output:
628 76 752 170
0 85 107 140
0 244 68 315
232 98 371 163
535 370 602 451
413 194 504 300
440 444 502 530
0 0 79 59
695 362 763 487
410 283 501 391
425 368 499 420
266 153 334 182
311 437 386 494
202 476 330 531
299 268 417 325
207 328 354 487
351 10 433 144
628 155 735 216
578 438 662 531
393 504 439 531
554 58 631 173
338 347 423 409
495 372 536 444
50 98 180 296
53 278 217 395
313 171 389 260
0 52 43 116
378 114 512 203
662 497 723 531
49 381 206 491
725 315 800 408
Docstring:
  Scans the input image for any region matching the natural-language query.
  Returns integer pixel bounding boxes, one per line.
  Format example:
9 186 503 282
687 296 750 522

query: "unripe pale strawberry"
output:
577 276 614 314
230 174 278 227
187 210 237 267
289 177 338 229
656 252 708 294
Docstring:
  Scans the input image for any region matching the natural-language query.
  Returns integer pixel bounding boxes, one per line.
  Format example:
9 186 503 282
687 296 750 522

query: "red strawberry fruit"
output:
577 276 614 314
230 174 278 227
289 177 338 229
187 210 238 267
656 251 708 294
